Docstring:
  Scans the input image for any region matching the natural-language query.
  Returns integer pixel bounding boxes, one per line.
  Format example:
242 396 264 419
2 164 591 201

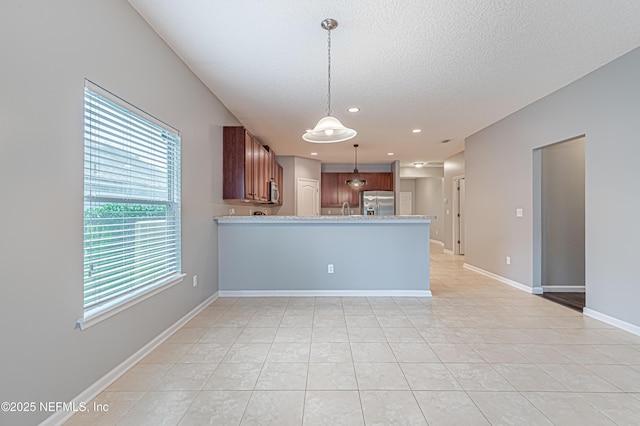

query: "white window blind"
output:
83 83 181 322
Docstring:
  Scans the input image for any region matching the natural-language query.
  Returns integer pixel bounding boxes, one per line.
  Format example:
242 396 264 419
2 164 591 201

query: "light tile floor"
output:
66 243 640 425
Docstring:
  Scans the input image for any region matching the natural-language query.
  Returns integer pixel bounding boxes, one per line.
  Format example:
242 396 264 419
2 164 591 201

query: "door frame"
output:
532 134 586 295
452 175 465 255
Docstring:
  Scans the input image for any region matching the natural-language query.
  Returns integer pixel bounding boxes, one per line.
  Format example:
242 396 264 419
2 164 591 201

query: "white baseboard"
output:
41 292 219 426
583 308 640 337
542 286 585 293
443 249 454 255
430 239 444 246
219 290 432 297
463 263 542 294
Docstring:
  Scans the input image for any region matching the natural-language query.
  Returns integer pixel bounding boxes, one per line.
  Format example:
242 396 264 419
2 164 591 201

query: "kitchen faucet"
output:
341 201 351 216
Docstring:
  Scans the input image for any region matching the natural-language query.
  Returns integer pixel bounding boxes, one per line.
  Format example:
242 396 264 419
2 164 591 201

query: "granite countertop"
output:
215 215 433 224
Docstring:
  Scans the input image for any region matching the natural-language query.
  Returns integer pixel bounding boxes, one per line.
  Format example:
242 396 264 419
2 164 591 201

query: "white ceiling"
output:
128 0 640 166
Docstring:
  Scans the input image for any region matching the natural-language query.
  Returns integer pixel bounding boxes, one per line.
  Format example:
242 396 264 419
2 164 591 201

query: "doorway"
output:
452 176 465 255
296 178 320 216
533 136 586 311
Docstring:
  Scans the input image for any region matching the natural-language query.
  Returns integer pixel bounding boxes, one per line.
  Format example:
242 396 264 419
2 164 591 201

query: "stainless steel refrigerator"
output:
360 191 395 215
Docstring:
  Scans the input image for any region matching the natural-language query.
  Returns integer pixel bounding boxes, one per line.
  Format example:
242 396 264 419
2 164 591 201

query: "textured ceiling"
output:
128 0 640 166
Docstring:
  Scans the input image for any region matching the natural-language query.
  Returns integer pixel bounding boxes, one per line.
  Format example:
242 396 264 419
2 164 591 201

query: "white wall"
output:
0 1 238 424
465 47 640 328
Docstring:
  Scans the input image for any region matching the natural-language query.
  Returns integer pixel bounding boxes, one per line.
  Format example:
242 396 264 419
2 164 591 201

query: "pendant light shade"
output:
303 18 357 144
346 175 367 188
346 144 367 188
303 116 357 143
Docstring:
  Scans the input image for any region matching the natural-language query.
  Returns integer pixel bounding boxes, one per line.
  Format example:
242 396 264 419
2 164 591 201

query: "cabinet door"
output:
357 172 393 191
378 172 394 191
261 146 270 201
252 138 262 201
321 173 339 207
223 126 250 200
255 141 270 202
358 173 375 190
267 149 276 181
338 173 360 207
276 163 284 205
244 131 254 199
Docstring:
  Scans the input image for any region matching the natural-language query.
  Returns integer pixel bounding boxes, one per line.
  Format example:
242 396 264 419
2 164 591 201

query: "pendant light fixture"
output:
303 18 357 143
346 144 367 188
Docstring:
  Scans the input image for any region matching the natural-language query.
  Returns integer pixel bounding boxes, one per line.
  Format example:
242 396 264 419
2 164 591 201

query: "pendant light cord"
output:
327 27 332 117
354 144 359 173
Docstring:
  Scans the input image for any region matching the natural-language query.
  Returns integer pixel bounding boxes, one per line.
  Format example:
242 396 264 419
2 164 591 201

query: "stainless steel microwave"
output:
269 181 279 204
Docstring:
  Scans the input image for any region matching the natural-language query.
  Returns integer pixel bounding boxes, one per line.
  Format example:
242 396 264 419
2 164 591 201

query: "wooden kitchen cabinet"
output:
359 172 394 191
320 172 360 207
254 139 269 202
321 173 339 207
338 173 361 206
275 162 283 205
223 126 280 203
320 172 394 207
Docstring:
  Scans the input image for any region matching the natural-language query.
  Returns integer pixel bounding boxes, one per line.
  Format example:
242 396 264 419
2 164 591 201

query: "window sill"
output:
76 273 186 330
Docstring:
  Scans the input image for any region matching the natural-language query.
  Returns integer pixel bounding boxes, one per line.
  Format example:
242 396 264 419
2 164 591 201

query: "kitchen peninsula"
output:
216 215 431 296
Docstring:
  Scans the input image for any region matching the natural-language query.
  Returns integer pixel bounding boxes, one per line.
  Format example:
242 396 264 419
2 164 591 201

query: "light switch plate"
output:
516 208 523 217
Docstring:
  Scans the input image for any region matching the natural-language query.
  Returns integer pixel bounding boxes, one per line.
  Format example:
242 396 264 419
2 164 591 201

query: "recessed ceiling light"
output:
414 162 424 168
310 152 318 156
387 152 394 156
412 129 422 133
347 107 360 113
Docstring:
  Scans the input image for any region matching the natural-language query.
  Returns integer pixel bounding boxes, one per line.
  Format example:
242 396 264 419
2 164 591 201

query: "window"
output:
81 81 182 328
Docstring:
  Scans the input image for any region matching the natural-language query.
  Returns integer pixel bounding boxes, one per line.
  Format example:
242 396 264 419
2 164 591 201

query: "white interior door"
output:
399 192 413 215
296 178 319 216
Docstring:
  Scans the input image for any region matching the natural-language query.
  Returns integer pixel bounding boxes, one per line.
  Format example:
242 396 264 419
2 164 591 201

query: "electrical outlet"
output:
327 264 334 274
229 208 235 215
192 275 198 287
435 230 438 235
506 256 511 265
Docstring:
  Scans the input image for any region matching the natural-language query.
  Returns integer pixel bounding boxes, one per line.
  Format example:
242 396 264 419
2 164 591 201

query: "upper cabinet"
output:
320 173 339 207
223 126 281 204
321 172 393 207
